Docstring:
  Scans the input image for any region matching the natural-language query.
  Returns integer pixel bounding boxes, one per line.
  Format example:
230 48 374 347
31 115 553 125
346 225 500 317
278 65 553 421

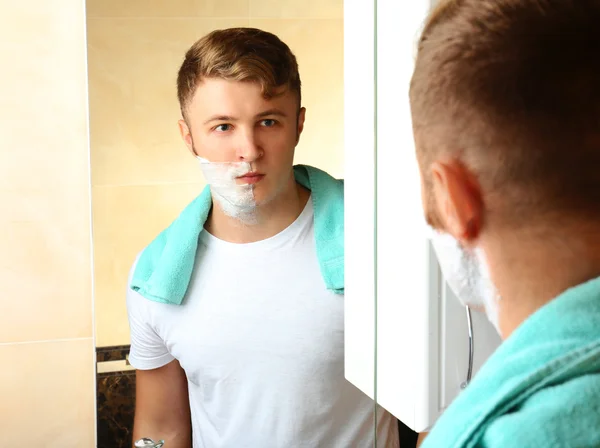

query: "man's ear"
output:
178 119 196 156
296 107 306 144
430 160 483 244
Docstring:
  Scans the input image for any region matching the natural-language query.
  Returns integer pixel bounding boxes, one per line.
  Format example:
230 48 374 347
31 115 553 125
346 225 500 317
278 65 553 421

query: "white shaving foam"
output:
427 226 502 334
197 156 258 224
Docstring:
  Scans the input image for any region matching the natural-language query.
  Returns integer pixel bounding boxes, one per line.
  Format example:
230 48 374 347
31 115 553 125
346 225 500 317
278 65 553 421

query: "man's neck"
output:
204 180 311 244
484 221 600 338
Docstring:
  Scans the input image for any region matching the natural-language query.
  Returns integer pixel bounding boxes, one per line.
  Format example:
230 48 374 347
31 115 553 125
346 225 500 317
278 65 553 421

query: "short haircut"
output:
410 0 600 222
177 27 301 120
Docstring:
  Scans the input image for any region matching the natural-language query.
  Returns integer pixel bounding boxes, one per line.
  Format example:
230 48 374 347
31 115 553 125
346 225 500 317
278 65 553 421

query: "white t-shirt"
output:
127 199 399 448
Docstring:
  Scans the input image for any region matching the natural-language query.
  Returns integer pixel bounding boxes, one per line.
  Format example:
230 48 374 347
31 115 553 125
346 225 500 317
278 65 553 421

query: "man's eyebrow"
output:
203 115 237 125
203 109 287 125
255 109 287 118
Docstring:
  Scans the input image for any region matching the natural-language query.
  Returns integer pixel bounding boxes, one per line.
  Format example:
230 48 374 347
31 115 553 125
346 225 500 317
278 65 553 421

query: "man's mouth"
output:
237 172 265 184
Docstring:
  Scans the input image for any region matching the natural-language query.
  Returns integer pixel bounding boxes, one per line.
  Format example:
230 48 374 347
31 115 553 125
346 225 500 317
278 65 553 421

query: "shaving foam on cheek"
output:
197 156 257 223
473 246 502 333
427 225 502 334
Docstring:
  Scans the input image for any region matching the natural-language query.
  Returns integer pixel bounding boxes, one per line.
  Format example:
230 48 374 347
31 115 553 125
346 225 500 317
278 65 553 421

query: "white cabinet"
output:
344 0 502 433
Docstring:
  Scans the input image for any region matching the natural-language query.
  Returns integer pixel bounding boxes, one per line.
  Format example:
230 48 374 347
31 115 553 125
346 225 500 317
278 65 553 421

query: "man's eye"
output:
215 124 231 132
261 119 277 127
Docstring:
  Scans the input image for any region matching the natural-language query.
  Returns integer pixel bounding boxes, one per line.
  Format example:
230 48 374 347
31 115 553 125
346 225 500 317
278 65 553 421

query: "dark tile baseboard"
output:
96 344 131 363
96 345 135 448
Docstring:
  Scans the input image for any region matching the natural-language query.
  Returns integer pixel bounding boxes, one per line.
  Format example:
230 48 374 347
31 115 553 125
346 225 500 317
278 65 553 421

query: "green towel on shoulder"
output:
422 276 600 448
129 164 345 305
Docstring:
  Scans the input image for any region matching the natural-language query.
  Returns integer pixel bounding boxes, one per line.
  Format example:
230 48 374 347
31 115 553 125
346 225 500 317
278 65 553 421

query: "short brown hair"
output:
177 27 301 119
410 0 600 222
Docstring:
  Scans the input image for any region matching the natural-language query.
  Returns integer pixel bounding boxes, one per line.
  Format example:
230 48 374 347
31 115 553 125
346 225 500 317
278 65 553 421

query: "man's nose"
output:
236 130 263 162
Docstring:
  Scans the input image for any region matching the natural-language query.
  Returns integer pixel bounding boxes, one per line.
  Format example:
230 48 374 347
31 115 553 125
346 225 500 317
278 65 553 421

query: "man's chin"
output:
252 195 274 209
252 187 280 208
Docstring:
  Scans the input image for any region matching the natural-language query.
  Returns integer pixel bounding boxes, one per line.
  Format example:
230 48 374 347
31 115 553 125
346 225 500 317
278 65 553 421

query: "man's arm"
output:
133 360 192 448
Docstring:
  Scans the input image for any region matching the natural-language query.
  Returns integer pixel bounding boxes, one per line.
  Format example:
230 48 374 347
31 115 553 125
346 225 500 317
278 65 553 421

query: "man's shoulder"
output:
482 373 600 447
296 164 344 187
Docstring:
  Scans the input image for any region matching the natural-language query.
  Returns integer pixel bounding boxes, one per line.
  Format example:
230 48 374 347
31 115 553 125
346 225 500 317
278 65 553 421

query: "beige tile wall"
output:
0 0 95 446
88 0 344 347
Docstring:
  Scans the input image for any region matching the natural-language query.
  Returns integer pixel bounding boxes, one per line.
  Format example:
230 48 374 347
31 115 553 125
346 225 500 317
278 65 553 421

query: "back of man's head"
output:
410 0 600 228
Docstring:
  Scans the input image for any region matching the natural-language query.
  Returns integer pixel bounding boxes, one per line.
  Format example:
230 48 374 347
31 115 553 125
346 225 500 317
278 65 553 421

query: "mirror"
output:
85 1 392 447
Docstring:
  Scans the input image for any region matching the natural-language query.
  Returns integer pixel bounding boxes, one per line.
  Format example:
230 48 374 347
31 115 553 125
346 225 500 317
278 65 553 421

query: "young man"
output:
410 1 600 447
126 28 399 447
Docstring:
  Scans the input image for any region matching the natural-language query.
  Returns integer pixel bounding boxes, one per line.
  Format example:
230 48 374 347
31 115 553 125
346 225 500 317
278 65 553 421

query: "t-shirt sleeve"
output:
126 256 175 370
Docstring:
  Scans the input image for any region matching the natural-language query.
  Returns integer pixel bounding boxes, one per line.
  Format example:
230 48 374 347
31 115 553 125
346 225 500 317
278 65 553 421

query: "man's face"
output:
179 78 305 206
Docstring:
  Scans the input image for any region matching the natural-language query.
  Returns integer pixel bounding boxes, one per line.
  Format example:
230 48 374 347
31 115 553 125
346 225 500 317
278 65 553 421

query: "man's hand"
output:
417 431 429 447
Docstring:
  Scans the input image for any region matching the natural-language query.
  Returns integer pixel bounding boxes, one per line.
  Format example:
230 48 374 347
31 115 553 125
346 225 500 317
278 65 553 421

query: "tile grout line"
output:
86 16 341 20
92 181 207 188
83 0 100 443
0 336 93 347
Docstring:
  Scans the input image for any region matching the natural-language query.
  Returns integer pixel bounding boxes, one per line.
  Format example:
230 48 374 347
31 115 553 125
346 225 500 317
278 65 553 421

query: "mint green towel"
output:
422 276 600 448
130 165 344 305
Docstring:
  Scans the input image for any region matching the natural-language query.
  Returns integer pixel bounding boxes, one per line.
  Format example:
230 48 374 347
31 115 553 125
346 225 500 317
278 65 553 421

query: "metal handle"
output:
460 305 474 390
134 438 165 448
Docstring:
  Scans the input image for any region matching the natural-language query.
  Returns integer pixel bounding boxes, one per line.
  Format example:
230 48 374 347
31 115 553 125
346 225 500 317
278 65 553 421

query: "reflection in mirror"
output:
85 1 393 447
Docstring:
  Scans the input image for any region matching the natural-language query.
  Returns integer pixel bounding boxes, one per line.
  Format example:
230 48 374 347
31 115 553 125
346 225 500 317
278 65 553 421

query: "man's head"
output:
410 0 600 244
177 27 305 207
411 0 600 336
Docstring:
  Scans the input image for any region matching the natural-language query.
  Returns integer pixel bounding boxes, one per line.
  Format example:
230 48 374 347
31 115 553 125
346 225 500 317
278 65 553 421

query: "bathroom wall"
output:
87 0 344 348
0 0 96 446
